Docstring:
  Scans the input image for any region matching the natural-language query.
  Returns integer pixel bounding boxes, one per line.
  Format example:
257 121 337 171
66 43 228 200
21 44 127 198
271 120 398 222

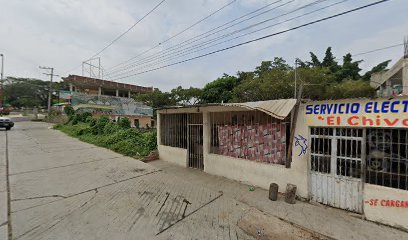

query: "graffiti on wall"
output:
294 135 308 156
71 93 153 116
305 99 408 128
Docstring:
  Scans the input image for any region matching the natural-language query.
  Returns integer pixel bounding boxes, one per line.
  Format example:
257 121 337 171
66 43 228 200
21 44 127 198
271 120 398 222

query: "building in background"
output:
370 39 408 97
62 75 154 128
62 75 153 98
370 57 408 97
71 93 153 128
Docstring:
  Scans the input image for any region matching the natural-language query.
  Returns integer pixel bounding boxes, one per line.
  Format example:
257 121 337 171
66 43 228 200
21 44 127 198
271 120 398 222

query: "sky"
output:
0 0 407 91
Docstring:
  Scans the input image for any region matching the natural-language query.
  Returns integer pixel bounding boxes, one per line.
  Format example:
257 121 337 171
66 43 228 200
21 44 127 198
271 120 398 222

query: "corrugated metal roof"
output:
223 99 297 120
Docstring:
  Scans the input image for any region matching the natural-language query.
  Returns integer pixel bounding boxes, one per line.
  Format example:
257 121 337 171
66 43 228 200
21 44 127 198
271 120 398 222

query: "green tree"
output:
171 86 203 105
201 74 239 103
133 88 176 108
309 52 321 67
3 77 50 108
334 53 362 81
326 80 375 99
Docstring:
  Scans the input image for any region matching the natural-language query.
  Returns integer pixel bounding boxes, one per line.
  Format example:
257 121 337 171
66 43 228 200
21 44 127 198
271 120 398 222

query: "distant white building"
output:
370 40 408 97
370 57 408 97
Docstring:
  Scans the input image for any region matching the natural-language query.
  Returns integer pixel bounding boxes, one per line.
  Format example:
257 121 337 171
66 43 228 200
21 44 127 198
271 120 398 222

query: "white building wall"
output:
303 97 408 231
364 184 408 230
158 99 408 230
157 145 187 167
158 105 309 198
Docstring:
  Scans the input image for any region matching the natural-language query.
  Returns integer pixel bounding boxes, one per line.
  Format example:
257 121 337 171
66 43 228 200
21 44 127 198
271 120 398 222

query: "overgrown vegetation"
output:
54 111 156 158
134 47 389 108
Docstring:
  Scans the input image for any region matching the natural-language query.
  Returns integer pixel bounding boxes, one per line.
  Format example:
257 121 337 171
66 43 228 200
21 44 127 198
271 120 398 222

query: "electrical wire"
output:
107 0 238 71
354 43 404 56
112 0 392 80
60 0 166 76
105 0 325 77
108 0 340 78
88 0 166 60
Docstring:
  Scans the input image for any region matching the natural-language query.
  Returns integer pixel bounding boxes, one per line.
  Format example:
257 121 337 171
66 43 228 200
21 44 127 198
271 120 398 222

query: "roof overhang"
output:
223 99 297 120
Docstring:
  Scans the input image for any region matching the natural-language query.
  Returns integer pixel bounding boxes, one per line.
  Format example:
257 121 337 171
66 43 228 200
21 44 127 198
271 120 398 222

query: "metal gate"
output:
310 128 365 213
187 113 204 170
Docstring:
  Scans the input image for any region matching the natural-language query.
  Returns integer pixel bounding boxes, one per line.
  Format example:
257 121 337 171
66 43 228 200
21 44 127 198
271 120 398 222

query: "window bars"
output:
311 127 408 191
160 113 203 147
160 113 188 149
210 111 290 165
366 128 408 190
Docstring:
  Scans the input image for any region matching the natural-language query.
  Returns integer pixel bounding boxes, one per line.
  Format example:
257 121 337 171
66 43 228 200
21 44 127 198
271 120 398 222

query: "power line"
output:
108 0 340 78
112 0 392 80
354 43 404 56
106 0 288 74
88 0 166 60
107 0 238 71
60 0 166 76
105 0 324 77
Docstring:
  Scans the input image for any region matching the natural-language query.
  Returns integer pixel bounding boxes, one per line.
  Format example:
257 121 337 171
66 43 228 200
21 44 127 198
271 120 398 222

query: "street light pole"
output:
0 54 4 107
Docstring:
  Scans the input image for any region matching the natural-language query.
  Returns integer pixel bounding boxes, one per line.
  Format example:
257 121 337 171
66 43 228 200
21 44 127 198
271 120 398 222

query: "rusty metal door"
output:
310 128 364 213
187 124 204 170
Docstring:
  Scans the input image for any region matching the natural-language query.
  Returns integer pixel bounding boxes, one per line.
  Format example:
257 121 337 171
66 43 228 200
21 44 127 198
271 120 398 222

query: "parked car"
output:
0 107 10 115
0 117 14 130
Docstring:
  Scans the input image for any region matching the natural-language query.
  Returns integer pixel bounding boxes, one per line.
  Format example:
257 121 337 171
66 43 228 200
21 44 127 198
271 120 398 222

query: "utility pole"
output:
39 66 59 118
294 58 298 99
0 54 4 107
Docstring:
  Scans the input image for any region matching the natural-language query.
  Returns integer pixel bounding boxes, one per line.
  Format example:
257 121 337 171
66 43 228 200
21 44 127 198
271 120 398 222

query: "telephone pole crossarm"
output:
39 66 59 119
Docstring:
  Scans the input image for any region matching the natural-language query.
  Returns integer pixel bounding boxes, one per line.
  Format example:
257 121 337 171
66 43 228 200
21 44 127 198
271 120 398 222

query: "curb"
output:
0 131 11 240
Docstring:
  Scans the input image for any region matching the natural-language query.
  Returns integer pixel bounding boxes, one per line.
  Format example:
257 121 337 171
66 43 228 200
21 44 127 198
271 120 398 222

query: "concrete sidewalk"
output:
149 160 408 240
0 129 9 240
5 121 408 240
7 121 328 240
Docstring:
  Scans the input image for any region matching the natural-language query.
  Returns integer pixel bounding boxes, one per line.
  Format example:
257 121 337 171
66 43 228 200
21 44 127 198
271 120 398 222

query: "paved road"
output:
2 122 408 240
3 122 328 240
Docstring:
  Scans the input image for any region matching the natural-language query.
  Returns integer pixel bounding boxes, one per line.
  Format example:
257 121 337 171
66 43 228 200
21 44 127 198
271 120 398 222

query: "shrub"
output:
78 112 92 122
118 117 131 129
103 122 121 135
89 117 97 127
55 116 157 159
71 114 80 125
64 105 75 116
92 115 110 134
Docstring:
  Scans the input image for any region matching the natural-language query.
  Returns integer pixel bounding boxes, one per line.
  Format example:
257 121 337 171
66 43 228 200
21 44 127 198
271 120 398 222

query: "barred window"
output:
366 128 408 190
160 113 202 149
160 114 188 149
310 127 408 191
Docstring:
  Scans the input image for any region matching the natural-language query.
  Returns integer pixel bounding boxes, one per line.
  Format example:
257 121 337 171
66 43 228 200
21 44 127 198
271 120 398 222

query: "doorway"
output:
310 127 364 213
187 113 203 170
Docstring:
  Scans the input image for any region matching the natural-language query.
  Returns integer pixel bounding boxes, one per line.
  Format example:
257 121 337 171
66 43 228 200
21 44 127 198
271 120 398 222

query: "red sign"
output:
365 199 408 208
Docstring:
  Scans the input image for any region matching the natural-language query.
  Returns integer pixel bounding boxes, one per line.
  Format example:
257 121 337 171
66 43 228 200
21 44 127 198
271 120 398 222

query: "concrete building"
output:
62 75 154 128
62 75 153 98
71 93 153 128
157 97 408 231
370 57 408 97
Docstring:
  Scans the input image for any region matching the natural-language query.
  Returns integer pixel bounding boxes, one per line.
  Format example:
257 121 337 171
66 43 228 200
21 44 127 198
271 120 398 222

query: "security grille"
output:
310 127 408 213
310 127 364 213
160 114 188 149
366 128 408 190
